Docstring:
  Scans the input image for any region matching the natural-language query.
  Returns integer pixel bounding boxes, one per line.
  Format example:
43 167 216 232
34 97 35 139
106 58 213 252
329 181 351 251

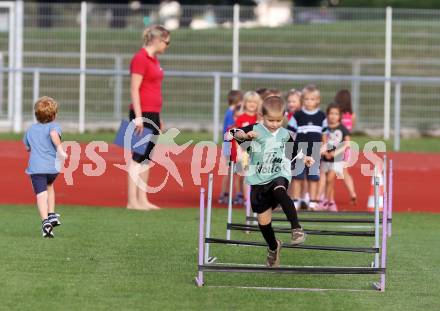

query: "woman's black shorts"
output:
129 110 161 163
250 177 289 214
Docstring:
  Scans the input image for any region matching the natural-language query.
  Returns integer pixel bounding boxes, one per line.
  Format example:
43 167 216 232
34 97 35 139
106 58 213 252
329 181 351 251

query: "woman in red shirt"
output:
127 25 170 211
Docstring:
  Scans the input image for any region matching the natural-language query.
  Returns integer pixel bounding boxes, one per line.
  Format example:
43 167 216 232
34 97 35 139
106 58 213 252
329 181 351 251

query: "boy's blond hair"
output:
242 91 262 113
34 96 58 123
301 84 321 103
261 96 285 116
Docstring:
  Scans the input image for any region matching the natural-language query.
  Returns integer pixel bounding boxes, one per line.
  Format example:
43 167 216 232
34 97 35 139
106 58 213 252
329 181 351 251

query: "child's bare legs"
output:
318 171 326 201
36 191 49 221
292 179 302 209
257 208 272 226
325 171 338 212
138 162 160 210
47 184 55 214
236 175 243 194
343 167 357 204
308 180 319 210
325 171 336 201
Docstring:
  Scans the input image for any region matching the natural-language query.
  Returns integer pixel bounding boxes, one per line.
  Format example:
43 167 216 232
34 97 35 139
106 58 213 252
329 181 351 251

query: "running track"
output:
1 141 438 213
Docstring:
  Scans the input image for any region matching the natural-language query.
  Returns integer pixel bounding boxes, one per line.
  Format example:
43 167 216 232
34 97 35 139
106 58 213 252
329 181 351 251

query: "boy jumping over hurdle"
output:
229 96 314 268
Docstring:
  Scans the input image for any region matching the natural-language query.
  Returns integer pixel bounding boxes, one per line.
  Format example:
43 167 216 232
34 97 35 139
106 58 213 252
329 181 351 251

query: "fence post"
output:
13 0 23 133
384 6 393 139
0 53 3 115
393 82 401 151
351 59 361 125
114 55 123 120
79 1 87 133
8 1 15 124
213 73 221 144
32 70 40 122
232 4 240 89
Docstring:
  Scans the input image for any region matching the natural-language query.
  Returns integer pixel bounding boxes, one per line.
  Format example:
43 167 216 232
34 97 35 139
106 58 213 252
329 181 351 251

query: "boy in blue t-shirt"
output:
23 96 67 238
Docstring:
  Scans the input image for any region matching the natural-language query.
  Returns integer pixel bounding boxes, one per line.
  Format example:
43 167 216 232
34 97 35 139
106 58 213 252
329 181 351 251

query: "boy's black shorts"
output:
30 173 59 195
250 177 289 214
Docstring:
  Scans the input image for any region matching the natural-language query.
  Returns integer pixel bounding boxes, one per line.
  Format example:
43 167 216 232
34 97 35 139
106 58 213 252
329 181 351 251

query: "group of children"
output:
224 86 357 267
220 85 357 213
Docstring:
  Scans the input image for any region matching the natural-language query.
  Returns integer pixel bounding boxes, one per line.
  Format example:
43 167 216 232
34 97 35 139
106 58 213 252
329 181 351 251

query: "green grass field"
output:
0 204 438 310
1 131 439 153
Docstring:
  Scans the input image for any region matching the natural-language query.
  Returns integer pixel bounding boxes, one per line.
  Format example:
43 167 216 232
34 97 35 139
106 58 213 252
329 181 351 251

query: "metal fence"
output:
1 2 440 138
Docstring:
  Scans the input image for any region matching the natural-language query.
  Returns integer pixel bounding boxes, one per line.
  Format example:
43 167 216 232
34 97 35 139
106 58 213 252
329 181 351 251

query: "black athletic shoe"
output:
42 220 54 238
266 239 282 268
48 213 61 227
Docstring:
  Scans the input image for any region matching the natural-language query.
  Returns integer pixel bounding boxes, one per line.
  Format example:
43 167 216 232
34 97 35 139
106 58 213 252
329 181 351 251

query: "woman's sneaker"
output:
291 228 306 245
48 213 61 227
41 220 54 238
266 239 282 268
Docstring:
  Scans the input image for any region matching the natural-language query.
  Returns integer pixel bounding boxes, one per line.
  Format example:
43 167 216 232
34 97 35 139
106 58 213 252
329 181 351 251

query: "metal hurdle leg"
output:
380 162 389 291
388 160 393 237
195 188 206 287
374 166 380 268
205 174 216 264
226 161 234 240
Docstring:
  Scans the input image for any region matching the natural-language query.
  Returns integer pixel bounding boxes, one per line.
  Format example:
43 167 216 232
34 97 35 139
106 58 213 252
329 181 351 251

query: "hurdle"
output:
196 164 390 291
227 170 391 233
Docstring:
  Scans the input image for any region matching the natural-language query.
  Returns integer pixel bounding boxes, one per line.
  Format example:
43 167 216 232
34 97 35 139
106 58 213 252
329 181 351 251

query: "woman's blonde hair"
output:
34 96 58 123
142 25 170 46
242 91 262 113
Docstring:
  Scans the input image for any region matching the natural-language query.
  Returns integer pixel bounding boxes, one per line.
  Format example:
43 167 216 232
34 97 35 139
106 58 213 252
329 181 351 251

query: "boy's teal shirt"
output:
244 123 293 186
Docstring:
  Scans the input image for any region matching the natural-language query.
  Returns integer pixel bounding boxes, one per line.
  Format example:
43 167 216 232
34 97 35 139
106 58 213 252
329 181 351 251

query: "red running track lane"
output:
0 141 438 213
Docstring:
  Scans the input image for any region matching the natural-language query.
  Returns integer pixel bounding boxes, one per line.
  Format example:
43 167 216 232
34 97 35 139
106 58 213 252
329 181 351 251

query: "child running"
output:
320 103 350 211
23 96 67 238
230 95 314 268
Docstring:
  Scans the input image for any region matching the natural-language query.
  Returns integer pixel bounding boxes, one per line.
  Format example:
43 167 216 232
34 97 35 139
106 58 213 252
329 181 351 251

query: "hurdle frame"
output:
196 162 390 291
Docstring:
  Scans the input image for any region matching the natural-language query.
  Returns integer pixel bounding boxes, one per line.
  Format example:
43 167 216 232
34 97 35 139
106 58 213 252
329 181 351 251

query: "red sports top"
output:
231 113 257 163
129 48 164 113
235 113 257 128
